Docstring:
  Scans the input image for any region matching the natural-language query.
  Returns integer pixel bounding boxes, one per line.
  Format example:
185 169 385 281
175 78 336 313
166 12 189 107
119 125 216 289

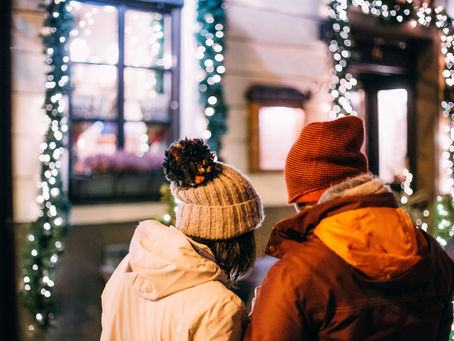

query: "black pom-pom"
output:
162 138 222 188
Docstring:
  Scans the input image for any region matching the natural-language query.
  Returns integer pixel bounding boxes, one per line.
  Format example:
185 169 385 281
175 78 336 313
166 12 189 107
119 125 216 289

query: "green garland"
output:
156 184 177 226
21 0 72 331
433 195 454 244
195 0 227 153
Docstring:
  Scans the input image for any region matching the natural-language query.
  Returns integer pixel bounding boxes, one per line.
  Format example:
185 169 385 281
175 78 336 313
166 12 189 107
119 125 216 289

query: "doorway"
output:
356 73 415 188
346 9 437 193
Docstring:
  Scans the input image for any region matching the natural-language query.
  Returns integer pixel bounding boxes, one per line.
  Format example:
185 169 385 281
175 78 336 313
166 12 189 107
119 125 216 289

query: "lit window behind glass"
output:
377 89 408 183
69 2 172 177
258 106 305 170
69 3 118 64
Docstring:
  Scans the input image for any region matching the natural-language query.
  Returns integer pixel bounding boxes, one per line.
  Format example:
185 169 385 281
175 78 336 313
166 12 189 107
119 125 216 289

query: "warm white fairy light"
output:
202 130 212 139
327 1 358 118
205 107 215 116
435 7 454 199
50 254 58 263
327 0 416 117
398 169 427 231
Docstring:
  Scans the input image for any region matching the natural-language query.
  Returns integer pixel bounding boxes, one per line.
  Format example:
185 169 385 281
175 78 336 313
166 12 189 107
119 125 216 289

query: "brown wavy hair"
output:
190 230 257 287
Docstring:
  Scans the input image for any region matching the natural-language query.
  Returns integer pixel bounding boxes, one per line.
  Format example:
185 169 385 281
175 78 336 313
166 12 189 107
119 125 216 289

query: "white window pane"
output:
71 64 117 120
377 89 408 183
124 68 170 121
71 121 117 175
70 2 118 64
259 106 305 170
124 121 167 162
124 9 171 68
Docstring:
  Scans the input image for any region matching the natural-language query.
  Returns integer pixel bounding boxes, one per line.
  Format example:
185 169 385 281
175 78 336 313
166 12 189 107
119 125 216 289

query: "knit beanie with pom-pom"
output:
162 138 264 240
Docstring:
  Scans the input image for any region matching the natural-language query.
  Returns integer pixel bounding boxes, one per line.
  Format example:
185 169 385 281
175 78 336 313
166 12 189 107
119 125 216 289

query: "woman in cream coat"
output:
101 138 264 341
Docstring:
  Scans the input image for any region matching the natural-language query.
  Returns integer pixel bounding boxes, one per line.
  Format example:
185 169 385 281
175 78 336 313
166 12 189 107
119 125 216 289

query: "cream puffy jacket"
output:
101 220 248 341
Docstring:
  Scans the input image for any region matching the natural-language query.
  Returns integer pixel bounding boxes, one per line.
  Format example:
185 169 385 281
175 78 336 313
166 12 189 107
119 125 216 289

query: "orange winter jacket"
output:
245 192 454 341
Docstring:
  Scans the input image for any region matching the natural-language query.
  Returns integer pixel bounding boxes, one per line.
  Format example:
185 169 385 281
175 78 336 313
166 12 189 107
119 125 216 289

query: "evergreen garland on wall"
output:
195 0 227 153
21 0 72 331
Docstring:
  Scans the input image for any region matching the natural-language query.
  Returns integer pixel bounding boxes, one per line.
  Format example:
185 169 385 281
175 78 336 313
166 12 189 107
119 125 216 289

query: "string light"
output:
434 195 454 247
398 168 430 232
21 0 72 331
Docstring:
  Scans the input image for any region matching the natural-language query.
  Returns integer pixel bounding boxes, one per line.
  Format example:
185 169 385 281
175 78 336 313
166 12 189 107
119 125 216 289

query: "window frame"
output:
246 85 310 173
357 74 414 179
68 0 182 203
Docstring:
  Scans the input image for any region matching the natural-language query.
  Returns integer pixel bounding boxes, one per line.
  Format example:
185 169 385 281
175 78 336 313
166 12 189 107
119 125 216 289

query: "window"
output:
352 73 413 188
246 85 310 172
257 106 305 171
346 20 419 190
377 88 408 184
68 0 182 203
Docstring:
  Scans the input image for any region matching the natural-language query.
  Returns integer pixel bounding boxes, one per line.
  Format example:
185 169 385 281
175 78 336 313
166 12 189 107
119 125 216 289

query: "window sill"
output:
70 201 166 226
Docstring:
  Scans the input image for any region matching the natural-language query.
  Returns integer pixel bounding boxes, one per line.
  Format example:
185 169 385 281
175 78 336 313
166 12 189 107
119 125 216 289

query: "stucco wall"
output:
11 0 45 223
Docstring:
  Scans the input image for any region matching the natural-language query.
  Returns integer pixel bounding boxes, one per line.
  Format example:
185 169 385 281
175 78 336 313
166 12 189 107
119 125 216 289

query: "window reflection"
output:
125 10 170 68
124 68 170 121
71 121 167 176
71 64 117 119
124 122 168 158
72 121 117 174
70 2 118 64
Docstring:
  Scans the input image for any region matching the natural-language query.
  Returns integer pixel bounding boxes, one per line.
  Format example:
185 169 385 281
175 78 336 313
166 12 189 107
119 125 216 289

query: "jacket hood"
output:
126 220 227 301
267 174 428 280
313 206 427 280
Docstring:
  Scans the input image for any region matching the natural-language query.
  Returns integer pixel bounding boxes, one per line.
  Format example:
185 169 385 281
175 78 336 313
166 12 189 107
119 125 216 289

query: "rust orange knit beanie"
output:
285 116 368 204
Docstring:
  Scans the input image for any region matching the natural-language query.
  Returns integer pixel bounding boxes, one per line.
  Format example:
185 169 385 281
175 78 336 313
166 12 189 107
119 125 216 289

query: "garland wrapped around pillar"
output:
195 0 227 153
21 0 72 331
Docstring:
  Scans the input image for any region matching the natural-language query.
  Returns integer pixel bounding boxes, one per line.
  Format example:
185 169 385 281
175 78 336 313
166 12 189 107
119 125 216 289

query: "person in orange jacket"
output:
244 116 454 340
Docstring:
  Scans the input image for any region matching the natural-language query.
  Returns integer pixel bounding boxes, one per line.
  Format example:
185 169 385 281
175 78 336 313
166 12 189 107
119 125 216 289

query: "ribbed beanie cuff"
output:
171 164 264 239
176 198 263 239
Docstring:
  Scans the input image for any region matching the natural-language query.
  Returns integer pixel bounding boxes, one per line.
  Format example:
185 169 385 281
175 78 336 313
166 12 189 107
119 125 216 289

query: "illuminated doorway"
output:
354 74 414 187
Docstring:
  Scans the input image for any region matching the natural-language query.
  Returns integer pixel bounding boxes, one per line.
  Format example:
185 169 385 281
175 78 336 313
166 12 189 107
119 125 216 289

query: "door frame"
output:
357 73 416 180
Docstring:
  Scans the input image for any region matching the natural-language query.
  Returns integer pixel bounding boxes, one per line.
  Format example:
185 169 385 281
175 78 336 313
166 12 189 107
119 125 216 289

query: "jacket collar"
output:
266 192 398 259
